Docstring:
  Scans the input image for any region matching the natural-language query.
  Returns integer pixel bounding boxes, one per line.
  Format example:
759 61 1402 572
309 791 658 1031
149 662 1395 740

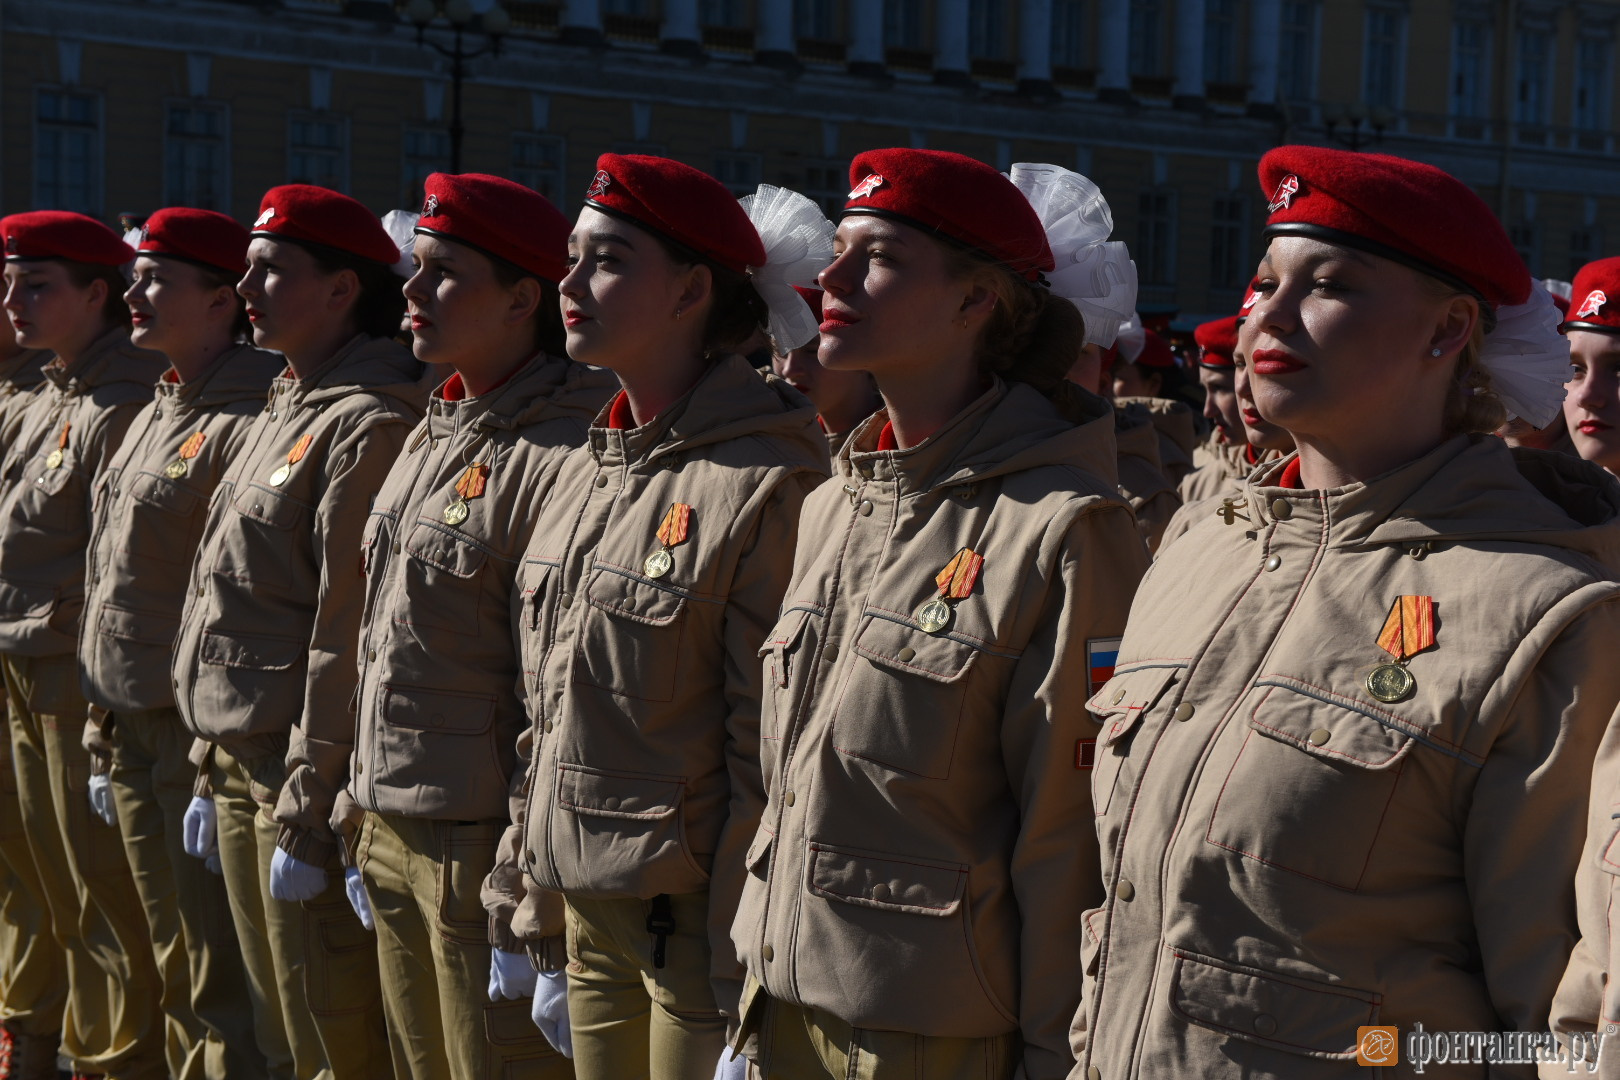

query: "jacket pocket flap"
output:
130 472 200 516
852 614 981 684
757 606 813 659
234 486 303 530
1249 683 1413 769
0 578 56 619
32 462 73 496
586 567 686 626
1088 664 1180 718
745 828 774 873
381 684 495 734
97 603 180 646
1169 950 1379 1058
806 844 966 916
199 629 305 671
557 764 682 820
405 522 489 579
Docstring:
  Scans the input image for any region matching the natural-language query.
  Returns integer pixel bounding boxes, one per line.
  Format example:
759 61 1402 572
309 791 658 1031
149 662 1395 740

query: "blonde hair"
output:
1412 271 1506 435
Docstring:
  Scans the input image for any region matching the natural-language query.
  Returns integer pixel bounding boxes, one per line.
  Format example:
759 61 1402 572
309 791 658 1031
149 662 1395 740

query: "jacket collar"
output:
156 343 285 410
427 354 616 439
44 327 167 393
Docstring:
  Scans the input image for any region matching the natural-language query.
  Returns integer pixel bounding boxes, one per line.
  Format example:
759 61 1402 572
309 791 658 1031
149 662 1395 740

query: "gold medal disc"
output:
443 499 470 526
915 597 952 634
164 459 188 479
45 449 63 470
643 548 674 579
1366 662 1416 703
269 464 291 487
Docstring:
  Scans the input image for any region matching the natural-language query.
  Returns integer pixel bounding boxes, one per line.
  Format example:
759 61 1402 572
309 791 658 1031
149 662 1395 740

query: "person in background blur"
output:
770 286 880 456
1178 315 1244 507
1113 327 1198 483
1562 259 1620 476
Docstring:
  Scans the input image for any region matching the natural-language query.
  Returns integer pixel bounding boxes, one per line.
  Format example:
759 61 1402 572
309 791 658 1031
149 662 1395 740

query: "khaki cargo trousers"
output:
210 745 389 1080
107 708 263 1079
4 654 166 1078
357 811 573 1080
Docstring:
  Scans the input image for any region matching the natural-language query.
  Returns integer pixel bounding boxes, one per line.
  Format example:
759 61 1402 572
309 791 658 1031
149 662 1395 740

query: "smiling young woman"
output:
1078 146 1620 1078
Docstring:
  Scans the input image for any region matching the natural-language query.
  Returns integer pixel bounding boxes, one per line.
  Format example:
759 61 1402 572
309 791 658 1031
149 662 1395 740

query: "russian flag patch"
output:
1087 637 1122 695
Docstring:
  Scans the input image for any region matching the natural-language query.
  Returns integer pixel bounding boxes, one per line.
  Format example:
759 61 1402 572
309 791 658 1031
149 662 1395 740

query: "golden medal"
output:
270 433 313 487
44 421 69 470
643 503 692 579
165 431 207 479
915 547 983 635
443 462 489 527
1366 594 1436 704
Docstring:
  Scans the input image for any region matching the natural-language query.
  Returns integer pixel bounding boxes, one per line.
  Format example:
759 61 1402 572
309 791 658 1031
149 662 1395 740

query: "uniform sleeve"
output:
1001 500 1147 1080
1465 596 1620 1034
274 415 411 866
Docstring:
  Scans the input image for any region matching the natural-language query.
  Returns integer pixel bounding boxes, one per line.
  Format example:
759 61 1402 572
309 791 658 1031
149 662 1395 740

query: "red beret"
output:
2 211 133 265
1259 146 1529 311
1132 329 1175 369
844 149 1053 281
583 154 764 274
251 185 399 267
137 207 249 275
1564 257 1620 335
1195 316 1239 368
416 173 570 285
794 285 824 322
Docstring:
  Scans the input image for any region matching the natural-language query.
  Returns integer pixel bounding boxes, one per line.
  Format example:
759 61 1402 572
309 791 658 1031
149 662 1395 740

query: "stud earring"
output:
674 308 683 320
1430 348 1443 357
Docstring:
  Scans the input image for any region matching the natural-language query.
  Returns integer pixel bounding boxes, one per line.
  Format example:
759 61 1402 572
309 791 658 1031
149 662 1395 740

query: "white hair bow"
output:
738 185 835 353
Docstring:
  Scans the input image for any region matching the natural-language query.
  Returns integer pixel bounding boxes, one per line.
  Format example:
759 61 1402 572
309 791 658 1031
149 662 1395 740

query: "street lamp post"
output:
1321 101 1394 151
403 0 511 174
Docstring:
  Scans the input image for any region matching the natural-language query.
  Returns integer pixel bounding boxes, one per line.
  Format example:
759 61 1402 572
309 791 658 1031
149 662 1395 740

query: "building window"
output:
796 0 836 39
1129 0 1161 77
1575 38 1612 131
700 0 744 26
403 127 451 211
1137 190 1176 286
1052 0 1085 68
1204 0 1238 85
1516 29 1550 126
1451 20 1489 119
35 88 100 215
511 135 565 203
884 0 925 48
1363 7 1404 110
1571 226 1599 278
800 160 848 218
288 112 347 191
1210 195 1247 290
164 103 227 211
968 0 1006 58
1279 1 1317 103
1510 223 1538 276
603 0 648 13
713 152 761 197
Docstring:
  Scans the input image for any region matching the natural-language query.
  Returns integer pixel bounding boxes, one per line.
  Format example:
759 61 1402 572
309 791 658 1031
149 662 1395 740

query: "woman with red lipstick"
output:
484 156 830 1080
1562 258 1620 476
1079 146 1620 1078
770 286 881 454
731 152 1147 1080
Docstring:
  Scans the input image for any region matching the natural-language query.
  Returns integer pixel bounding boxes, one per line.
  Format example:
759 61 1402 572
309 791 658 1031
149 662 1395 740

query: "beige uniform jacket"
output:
734 381 1149 1080
0 329 167 657
1114 395 1197 484
0 350 50 471
1078 437 1620 1079
483 354 828 998
1114 407 1179 554
172 335 427 866
1161 443 1286 552
80 346 285 714
338 355 617 844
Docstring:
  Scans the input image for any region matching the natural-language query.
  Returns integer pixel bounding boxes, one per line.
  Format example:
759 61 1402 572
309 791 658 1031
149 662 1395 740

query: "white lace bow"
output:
382 210 421 279
739 185 835 353
1482 285 1571 428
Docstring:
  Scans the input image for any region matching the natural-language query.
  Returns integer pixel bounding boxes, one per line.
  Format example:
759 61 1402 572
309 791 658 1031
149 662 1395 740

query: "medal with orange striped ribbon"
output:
915 547 983 634
443 463 489 526
165 431 207 479
269 434 312 487
1367 595 1436 703
45 422 69 470
643 503 692 579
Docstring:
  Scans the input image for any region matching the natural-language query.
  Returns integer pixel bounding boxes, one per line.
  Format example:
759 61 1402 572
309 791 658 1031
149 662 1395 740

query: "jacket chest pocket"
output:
19 457 81 532
395 522 490 638
758 606 819 740
1205 681 1416 892
216 484 306 590
831 613 1001 781
572 566 689 703
1086 665 1181 819
123 472 203 567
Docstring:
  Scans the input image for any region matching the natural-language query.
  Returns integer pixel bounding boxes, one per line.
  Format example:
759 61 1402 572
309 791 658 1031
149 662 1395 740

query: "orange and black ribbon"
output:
656 503 692 548
286 434 313 466
934 547 984 600
178 432 206 460
454 463 489 501
56 422 70 451
1376 596 1437 661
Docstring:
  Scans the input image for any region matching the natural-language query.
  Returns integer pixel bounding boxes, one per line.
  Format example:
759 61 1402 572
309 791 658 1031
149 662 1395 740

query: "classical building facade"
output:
2 0 1617 321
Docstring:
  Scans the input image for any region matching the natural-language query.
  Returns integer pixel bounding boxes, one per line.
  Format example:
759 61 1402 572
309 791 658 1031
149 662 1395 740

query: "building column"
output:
559 0 604 46
1017 0 1056 97
1172 0 1206 109
848 0 885 77
756 0 796 68
1246 0 1281 116
1096 0 1131 103
934 0 973 87
660 0 702 57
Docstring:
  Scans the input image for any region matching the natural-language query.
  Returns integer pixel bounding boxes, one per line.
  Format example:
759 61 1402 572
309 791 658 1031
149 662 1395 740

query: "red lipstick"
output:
1250 349 1307 375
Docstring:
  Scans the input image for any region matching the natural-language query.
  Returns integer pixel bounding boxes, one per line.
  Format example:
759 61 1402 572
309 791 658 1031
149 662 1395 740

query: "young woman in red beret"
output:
1562 258 1620 477
729 152 1147 1080
172 185 426 1078
482 156 830 1080
1080 147 1617 1078
769 286 881 455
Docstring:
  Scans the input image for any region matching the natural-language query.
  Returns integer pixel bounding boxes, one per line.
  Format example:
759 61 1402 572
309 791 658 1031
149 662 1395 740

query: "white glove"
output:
530 970 573 1058
488 948 538 1001
87 774 116 826
713 1048 747 1080
182 796 216 859
344 867 374 931
268 847 326 903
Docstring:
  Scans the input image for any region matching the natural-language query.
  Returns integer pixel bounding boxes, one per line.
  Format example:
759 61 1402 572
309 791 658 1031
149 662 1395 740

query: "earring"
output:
1430 347 1442 357
674 308 683 320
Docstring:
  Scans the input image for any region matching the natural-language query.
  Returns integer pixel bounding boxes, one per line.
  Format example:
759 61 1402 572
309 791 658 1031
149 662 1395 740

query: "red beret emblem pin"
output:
1242 291 1260 310
422 194 439 216
586 170 612 198
1267 174 1300 213
3 236 16 255
253 207 276 228
139 225 150 244
1577 289 1609 320
848 174 884 200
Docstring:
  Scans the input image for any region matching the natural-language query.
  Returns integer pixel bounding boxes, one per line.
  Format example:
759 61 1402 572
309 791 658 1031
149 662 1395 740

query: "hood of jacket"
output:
428 354 620 436
45 327 168 394
295 334 426 409
158 343 286 410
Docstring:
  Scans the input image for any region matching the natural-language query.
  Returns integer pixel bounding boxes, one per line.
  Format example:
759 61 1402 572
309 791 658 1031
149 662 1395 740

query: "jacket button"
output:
871 883 890 901
367 650 376 661
195 586 204 596
1115 879 1135 901
544 720 554 733
762 945 774 962
859 501 873 516
858 465 873 479
783 790 795 806
1263 555 1282 572
1254 1013 1277 1036
824 645 839 662
595 475 608 487
525 849 535 864
1110 686 1126 705
1173 703 1194 722
393 543 400 554
897 647 915 662
561 593 572 607
1088 1069 1101 1080
253 505 264 515
1269 499 1292 520
1309 728 1331 746
355 761 363 774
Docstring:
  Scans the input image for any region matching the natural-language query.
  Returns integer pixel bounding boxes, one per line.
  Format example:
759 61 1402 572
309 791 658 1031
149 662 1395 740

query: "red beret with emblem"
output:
1563 258 1620 335
1195 316 1239 369
1258 146 1529 312
416 172 570 285
583 154 765 275
250 185 399 267
1132 329 1175 369
843 149 1053 281
2 211 133 265
137 207 249 275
